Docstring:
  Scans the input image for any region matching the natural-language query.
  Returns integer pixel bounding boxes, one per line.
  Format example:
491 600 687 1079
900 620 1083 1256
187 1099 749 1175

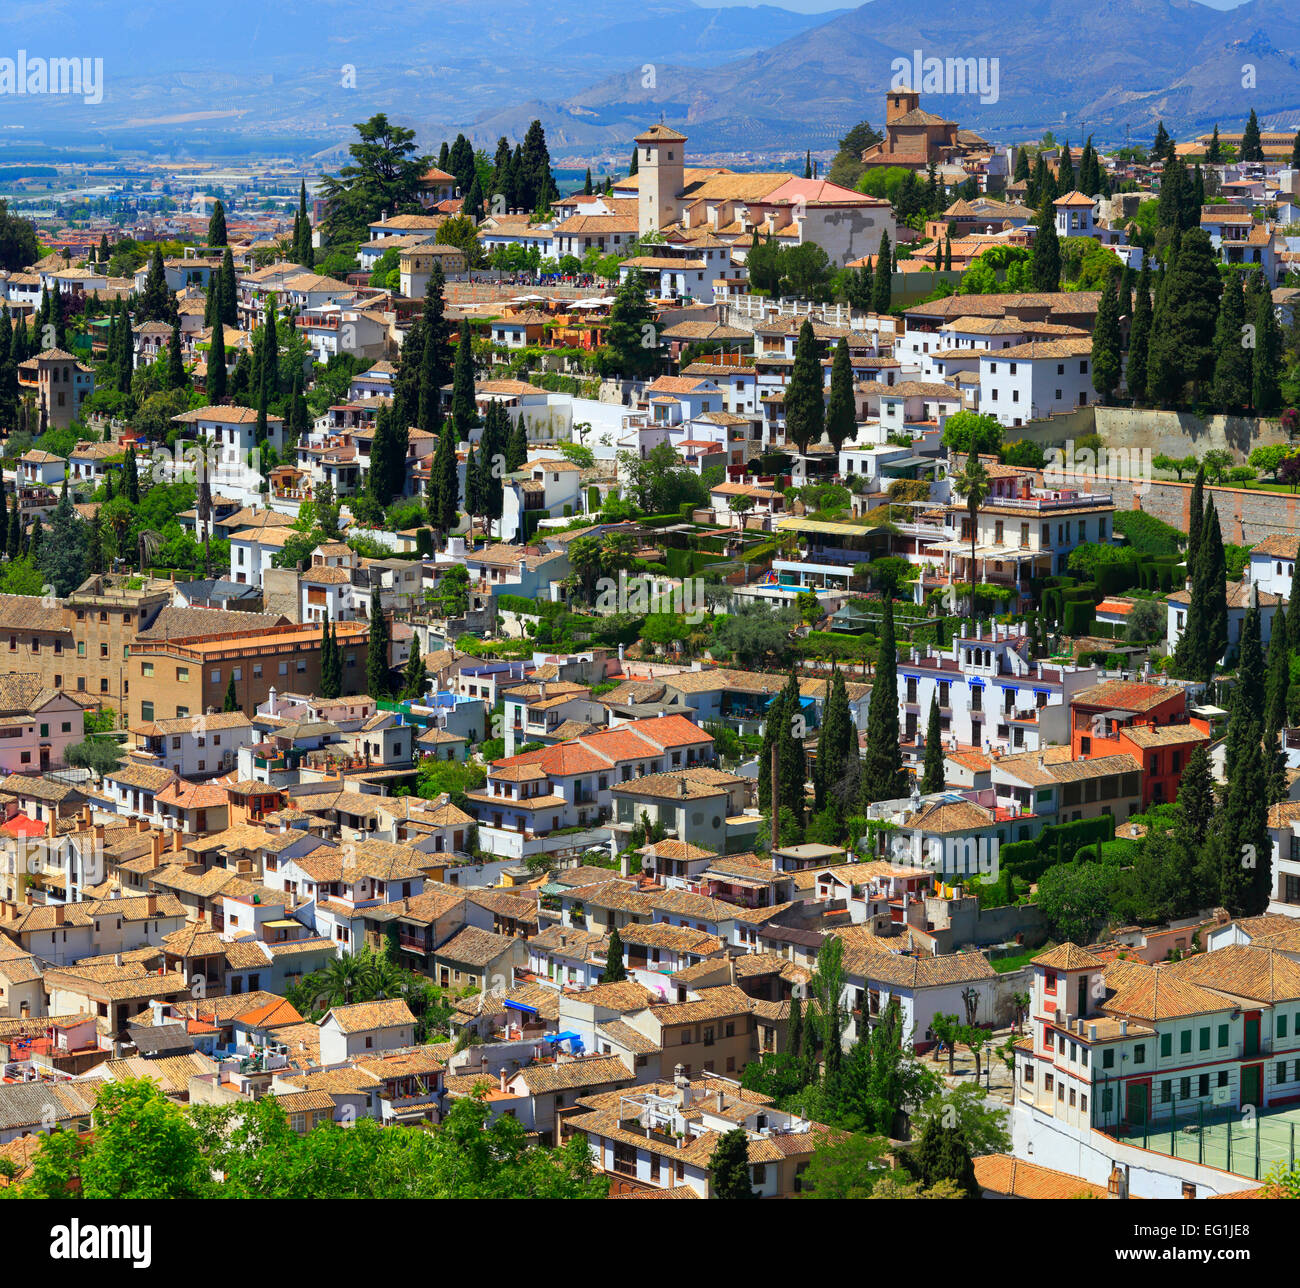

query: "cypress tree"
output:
139 246 170 323
1210 274 1251 413
367 609 392 699
223 674 239 712
777 669 807 825
1252 287 1283 415
1240 109 1264 162
871 230 892 314
913 1116 979 1197
1152 121 1171 158
432 418 460 536
418 265 452 432
1031 198 1060 291
1186 466 1205 575
628 148 638 177
860 595 906 806
207 199 227 247
1207 125 1222 165
6 503 18 559
124 446 140 505
824 338 856 452
1203 504 1228 673
504 409 529 471
167 321 186 390
784 319 824 454
921 695 945 794
1057 139 1074 193
1226 597 1265 769
450 333 477 437
1266 602 1290 734
814 667 856 813
758 683 784 816
708 1128 757 1199
219 247 237 328
1090 272 1122 402
479 401 505 538
601 926 628 982
1013 146 1030 184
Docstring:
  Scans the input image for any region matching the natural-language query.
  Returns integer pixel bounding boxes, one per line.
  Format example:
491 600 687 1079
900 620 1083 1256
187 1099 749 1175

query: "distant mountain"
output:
488 0 1300 152
0 0 841 152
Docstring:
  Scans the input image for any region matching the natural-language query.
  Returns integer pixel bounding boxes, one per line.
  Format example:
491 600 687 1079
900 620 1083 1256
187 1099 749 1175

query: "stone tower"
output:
635 123 687 238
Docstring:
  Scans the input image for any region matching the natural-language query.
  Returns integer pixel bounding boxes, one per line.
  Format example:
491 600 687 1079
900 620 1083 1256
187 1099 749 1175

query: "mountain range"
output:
1 0 1298 158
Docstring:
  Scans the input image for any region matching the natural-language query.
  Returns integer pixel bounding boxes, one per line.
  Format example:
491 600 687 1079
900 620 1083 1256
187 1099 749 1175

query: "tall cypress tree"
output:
167 320 186 390
860 595 906 806
1186 466 1205 575
921 695 945 794
871 230 892 314
1090 272 1121 402
825 338 856 452
1252 287 1283 415
1031 198 1060 291
784 319 824 454
418 265 452 432
1226 597 1265 769
758 684 785 816
207 199 227 247
432 418 460 536
366 610 392 699
450 333 477 438
1240 109 1264 162
219 247 237 328
776 669 806 825
1210 273 1251 413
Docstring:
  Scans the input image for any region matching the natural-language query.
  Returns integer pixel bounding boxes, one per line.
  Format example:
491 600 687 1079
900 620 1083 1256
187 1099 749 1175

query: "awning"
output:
504 999 538 1015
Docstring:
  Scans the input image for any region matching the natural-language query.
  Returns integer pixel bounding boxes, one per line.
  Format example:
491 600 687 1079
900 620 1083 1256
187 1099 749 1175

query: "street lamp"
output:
984 1042 992 1091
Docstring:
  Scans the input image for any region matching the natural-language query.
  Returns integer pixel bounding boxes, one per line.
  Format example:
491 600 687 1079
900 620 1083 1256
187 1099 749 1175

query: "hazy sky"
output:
699 0 1249 10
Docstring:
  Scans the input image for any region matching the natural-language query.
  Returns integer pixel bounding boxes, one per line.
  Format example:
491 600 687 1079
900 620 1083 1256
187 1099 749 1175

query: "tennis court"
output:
1109 1100 1300 1181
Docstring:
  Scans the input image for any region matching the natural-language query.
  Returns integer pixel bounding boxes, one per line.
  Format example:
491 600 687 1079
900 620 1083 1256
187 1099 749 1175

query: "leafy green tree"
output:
37 484 88 597
320 114 432 244
1035 860 1117 943
941 411 1002 457
602 271 660 379
801 1132 892 1198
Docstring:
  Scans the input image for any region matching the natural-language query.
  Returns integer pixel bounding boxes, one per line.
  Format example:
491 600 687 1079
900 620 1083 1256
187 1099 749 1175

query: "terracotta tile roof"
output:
974 1154 1108 1198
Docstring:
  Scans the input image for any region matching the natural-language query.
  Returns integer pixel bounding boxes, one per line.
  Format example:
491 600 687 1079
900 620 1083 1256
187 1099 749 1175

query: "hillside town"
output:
0 84 1299 1217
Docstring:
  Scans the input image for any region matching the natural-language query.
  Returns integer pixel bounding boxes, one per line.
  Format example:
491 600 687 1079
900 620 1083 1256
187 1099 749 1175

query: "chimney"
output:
46 812 57 840
498 1067 508 1094
1119 1019 1128 1036
1088 1023 1097 1041
93 823 104 843
113 951 122 966
52 903 65 925
619 853 630 879
19 1001 29 1018
151 832 164 863
172 830 183 853
146 894 157 916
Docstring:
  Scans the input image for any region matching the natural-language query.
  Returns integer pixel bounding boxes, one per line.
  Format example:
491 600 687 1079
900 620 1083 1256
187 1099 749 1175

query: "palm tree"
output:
136 528 164 576
311 954 370 1009
952 451 990 616
362 952 407 1000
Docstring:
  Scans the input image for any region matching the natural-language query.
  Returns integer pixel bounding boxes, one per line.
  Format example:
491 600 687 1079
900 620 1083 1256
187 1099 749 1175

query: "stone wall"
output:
1010 404 1286 460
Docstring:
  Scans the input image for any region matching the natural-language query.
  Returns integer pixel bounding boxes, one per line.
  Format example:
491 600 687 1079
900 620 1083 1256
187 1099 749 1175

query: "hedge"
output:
1001 814 1116 881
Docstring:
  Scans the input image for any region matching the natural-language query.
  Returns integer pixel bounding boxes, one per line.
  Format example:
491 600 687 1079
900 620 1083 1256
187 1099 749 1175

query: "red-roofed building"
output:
469 716 715 861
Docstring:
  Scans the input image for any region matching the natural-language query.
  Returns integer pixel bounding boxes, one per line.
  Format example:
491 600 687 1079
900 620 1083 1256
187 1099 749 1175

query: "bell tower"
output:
636 123 687 238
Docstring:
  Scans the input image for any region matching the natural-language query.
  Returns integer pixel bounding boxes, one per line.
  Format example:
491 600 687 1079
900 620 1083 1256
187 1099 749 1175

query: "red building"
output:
1069 680 1210 808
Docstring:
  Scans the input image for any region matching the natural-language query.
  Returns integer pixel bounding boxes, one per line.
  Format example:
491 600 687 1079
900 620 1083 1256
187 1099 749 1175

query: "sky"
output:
699 0 1249 10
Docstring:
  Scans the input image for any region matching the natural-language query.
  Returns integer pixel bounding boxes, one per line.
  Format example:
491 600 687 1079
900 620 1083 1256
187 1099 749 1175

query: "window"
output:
141 662 154 677
1180 1030 1191 1054
1199 1027 1210 1052
1218 1023 1229 1047
1133 1044 1146 1065
1160 1033 1171 1057
176 667 189 683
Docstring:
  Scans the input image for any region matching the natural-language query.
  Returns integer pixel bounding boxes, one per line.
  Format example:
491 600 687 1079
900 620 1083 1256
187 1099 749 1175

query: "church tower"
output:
636 123 687 238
